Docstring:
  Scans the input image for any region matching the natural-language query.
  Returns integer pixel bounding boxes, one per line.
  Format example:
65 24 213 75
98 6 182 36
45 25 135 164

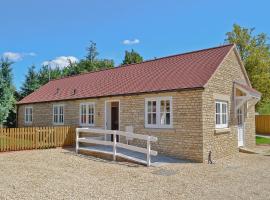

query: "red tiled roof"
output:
18 44 235 104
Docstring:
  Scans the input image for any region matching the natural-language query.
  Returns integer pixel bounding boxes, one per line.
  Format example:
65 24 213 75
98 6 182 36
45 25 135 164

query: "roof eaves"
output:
16 86 205 105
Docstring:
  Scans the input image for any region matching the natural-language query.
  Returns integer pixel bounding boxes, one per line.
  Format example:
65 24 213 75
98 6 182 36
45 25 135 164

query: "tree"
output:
86 41 99 62
0 59 15 127
225 24 270 111
20 65 41 98
122 49 143 65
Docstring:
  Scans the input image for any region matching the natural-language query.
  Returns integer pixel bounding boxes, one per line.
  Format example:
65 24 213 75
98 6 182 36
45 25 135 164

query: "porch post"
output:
147 137 151 166
113 131 117 161
75 128 79 153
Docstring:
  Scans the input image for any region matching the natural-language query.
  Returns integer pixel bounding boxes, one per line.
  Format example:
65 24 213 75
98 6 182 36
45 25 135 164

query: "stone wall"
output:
202 49 256 162
18 90 204 162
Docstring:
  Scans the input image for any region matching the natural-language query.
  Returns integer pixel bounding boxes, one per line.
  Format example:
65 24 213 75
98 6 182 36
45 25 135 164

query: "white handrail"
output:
75 128 158 166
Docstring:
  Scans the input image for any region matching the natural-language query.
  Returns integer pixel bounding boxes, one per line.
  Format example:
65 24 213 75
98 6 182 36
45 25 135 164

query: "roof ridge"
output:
49 43 234 82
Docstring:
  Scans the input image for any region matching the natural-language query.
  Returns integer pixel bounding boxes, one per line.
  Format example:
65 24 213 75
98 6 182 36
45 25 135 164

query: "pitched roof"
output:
18 44 235 104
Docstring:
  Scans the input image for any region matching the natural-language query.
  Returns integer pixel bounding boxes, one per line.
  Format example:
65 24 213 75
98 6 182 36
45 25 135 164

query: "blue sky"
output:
1 0 270 89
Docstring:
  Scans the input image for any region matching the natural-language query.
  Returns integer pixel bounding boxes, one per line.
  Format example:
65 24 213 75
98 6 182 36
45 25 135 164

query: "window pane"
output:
82 105 86 114
160 100 165 112
81 105 86 124
153 113 156 124
216 103 220 113
54 107 58 115
166 113 170 125
152 101 156 112
166 100 170 112
60 106 63 115
160 112 165 125
88 115 92 124
147 113 152 124
88 105 92 114
222 114 227 124
216 114 220 124
147 101 151 112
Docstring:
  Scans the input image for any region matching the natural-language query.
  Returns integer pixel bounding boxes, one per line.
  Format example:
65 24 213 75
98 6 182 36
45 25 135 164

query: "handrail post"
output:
147 136 151 166
113 131 117 161
75 129 79 154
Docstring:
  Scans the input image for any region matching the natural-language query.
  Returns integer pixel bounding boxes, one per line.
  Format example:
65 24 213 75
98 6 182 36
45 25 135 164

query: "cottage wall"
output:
18 90 204 162
202 49 256 162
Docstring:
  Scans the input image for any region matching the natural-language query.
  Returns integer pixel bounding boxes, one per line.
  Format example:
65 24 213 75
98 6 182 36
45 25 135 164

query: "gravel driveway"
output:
0 148 269 200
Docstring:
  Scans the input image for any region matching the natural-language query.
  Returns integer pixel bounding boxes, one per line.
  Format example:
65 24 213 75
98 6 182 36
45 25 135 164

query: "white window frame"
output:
79 102 95 127
145 97 173 129
24 106 33 124
215 100 228 129
52 104 64 125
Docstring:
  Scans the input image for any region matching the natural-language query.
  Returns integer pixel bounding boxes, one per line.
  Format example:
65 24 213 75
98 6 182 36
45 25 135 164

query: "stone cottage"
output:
17 44 261 162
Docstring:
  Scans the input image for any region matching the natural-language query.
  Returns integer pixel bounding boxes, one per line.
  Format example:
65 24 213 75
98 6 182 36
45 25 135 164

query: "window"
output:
80 103 95 126
215 101 228 128
25 106 33 124
145 97 172 128
53 105 64 125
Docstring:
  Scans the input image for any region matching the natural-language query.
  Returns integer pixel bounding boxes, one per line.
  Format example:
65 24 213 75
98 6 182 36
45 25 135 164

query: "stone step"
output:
239 147 258 154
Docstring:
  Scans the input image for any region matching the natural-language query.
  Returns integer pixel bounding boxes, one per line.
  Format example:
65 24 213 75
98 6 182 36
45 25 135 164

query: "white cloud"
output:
25 52 37 56
3 52 23 61
42 56 79 69
2 51 36 61
123 38 140 45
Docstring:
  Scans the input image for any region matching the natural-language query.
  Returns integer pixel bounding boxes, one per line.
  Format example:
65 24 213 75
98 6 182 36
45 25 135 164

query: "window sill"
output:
215 128 230 134
144 125 173 129
79 124 95 127
53 123 64 126
144 127 175 132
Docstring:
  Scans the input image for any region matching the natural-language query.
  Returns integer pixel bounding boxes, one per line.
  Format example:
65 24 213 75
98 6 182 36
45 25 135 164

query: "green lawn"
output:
256 136 270 145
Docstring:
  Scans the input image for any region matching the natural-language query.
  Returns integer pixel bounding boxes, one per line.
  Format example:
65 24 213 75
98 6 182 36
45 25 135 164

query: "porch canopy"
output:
234 81 261 113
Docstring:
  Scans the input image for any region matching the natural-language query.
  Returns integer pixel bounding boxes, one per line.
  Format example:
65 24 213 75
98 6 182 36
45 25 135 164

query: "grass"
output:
256 136 270 145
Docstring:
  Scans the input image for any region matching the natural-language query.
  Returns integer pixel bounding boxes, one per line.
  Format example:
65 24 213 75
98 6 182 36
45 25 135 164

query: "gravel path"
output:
0 148 269 200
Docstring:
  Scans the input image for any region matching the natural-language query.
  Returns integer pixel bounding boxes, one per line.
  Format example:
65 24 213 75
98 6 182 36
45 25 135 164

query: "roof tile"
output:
18 44 234 104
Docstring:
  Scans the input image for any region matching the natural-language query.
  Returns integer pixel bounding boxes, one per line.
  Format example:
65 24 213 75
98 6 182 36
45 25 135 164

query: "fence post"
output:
75 129 79 153
113 131 117 161
147 137 151 167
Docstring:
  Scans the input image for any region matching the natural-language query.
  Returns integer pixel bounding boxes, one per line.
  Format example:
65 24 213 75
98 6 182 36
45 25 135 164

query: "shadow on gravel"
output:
61 147 142 168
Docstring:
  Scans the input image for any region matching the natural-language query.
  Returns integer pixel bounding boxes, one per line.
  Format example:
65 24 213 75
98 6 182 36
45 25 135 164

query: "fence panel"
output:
0 126 76 152
256 115 270 135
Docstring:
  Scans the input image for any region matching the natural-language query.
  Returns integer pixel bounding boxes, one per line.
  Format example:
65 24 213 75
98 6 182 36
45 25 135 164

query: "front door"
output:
237 106 244 147
105 101 119 142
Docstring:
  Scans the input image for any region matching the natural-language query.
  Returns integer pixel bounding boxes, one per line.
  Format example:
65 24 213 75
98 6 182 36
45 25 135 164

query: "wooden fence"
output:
256 115 270 135
0 126 76 152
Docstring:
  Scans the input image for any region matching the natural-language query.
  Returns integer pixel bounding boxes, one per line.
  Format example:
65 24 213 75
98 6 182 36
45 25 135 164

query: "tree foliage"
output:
86 41 99 62
122 49 143 65
0 59 15 126
31 42 114 87
226 24 270 111
20 65 40 99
